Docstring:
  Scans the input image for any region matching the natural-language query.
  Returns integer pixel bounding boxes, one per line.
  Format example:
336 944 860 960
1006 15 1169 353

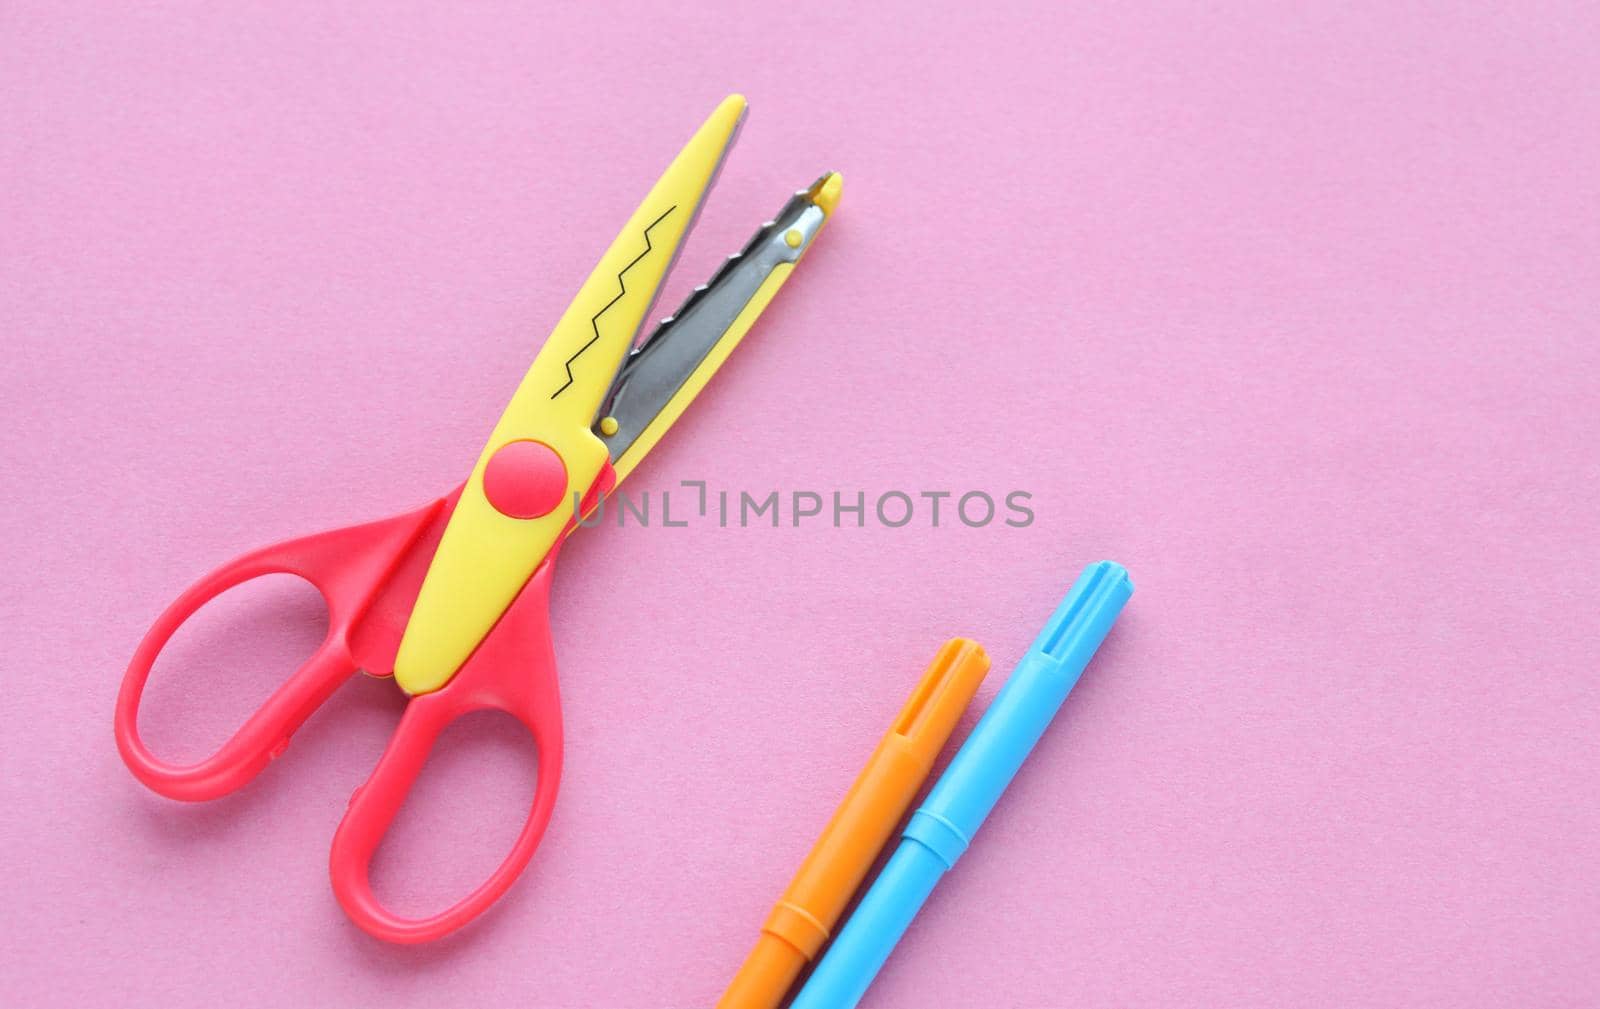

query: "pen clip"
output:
892 638 990 767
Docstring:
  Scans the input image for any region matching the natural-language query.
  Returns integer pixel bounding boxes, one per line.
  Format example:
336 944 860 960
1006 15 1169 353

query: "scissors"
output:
114 94 841 944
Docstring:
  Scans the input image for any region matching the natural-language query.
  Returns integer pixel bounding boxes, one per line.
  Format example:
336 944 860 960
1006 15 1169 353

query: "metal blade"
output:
595 172 839 480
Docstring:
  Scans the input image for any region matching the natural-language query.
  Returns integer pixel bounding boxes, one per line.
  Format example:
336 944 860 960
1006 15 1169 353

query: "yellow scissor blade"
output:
528 93 747 425
393 95 746 696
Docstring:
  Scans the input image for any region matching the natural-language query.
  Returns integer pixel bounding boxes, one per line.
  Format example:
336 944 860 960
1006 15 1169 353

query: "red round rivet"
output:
482 440 568 519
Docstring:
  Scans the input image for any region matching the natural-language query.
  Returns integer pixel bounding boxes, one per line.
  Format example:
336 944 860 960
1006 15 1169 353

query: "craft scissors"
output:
114 95 841 944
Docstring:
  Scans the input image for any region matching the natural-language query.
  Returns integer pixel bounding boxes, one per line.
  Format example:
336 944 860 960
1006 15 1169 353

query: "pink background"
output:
3 2 1597 1006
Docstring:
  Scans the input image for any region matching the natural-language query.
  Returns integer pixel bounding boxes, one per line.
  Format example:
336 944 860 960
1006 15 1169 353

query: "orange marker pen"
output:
716 638 990 1009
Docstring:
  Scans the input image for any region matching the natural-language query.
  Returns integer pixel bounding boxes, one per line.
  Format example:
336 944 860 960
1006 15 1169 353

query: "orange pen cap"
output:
716 638 990 1009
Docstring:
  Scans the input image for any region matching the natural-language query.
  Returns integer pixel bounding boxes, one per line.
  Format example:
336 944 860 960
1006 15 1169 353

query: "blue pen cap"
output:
1030 560 1133 671
905 561 1133 868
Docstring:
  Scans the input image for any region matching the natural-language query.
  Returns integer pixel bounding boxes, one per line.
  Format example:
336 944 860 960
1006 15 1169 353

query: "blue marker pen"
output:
789 561 1133 1009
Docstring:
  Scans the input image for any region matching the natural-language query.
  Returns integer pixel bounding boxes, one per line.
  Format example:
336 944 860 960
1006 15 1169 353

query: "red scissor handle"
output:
114 496 451 802
330 557 564 944
115 486 573 943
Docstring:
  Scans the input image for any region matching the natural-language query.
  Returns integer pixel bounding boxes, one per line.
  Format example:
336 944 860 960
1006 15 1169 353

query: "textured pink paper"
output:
3 3 1597 1007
